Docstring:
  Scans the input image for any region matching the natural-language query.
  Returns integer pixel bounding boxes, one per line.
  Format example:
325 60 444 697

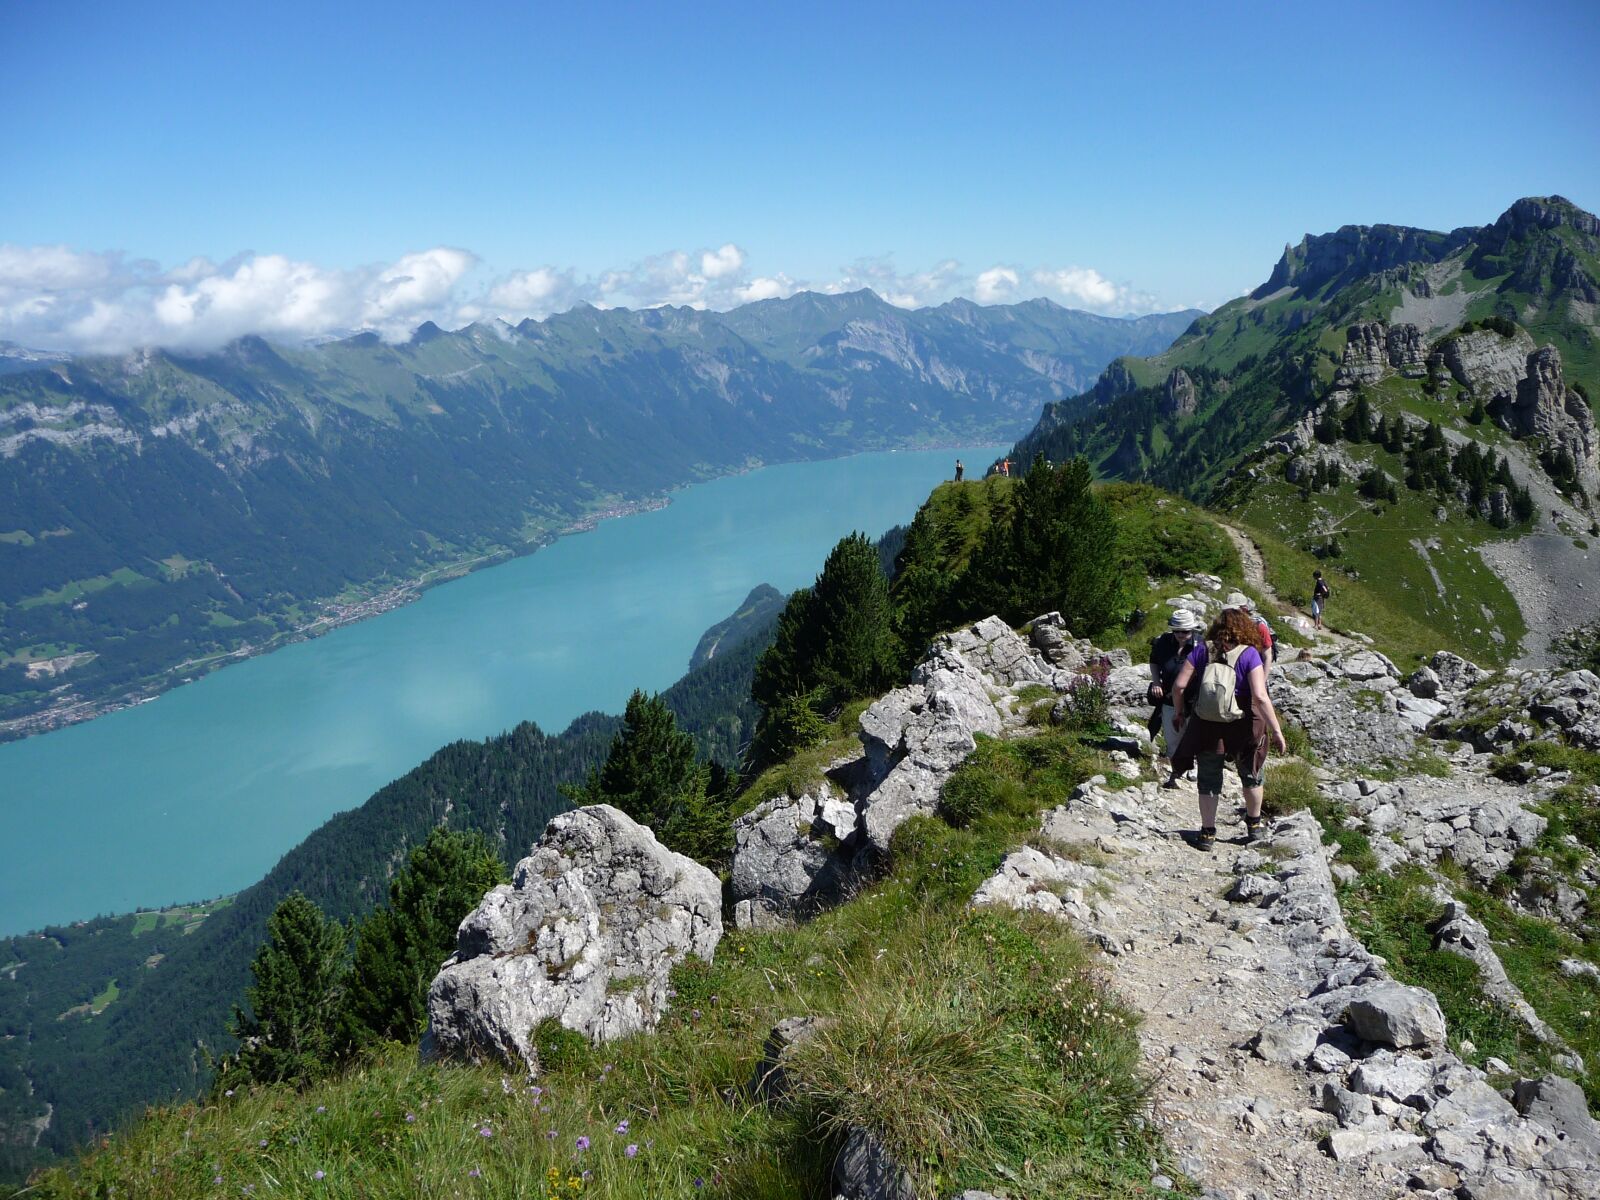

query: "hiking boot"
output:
1161 773 1182 790
1243 815 1265 842
1195 827 1217 852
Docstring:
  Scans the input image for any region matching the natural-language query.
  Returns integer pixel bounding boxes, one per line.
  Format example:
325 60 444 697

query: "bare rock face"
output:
1385 322 1426 372
1441 328 1538 401
730 784 865 929
1029 611 1085 669
1162 367 1198 417
423 804 721 1067
1340 322 1391 386
1513 345 1598 482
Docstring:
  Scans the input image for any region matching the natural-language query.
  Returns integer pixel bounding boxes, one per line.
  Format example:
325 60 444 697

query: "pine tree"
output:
1343 393 1373 442
229 894 346 1085
341 828 506 1049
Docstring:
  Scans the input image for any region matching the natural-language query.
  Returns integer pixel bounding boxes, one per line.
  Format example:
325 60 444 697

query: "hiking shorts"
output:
1196 750 1266 794
1311 598 1323 618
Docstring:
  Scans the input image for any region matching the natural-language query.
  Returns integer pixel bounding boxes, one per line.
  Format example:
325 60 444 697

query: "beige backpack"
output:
1194 644 1248 722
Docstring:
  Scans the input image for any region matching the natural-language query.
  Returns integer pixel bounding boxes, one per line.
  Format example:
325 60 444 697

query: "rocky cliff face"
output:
1162 367 1198 416
1436 329 1600 486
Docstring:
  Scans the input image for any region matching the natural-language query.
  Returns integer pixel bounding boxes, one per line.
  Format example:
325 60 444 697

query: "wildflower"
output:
479 1125 494 1138
315 1106 326 1114
214 1176 223 1185
625 1143 639 1158
405 1112 416 1123
313 1170 326 1181
576 1135 590 1151
614 1119 629 1134
529 1085 543 1098
258 1139 267 1148
694 1178 705 1189
469 1167 482 1178
602 1063 613 1073
224 1089 235 1098
546 1130 559 1140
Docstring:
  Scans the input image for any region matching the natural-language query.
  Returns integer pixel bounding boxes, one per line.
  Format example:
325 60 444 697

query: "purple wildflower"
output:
405 1112 416 1124
576 1135 590 1151
546 1129 558 1140
315 1105 326 1114
695 1178 705 1189
479 1125 493 1138
625 1143 639 1158
213 1177 223 1185
468 1167 482 1178
313 1170 326 1181
614 1119 629 1134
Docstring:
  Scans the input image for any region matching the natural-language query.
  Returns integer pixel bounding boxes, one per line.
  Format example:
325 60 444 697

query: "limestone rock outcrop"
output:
424 804 721 1067
730 783 865 930
1162 367 1198 417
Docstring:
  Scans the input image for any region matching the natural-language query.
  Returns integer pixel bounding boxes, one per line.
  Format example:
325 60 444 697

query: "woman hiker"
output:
1167 608 1288 851
1148 608 1202 761
1312 569 1330 630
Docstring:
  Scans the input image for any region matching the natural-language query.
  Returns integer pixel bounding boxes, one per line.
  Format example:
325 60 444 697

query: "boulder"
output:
1343 982 1447 1048
423 805 721 1067
1347 1051 1436 1105
730 787 863 928
1028 611 1085 669
1429 650 1489 692
1512 1074 1600 1156
833 1127 916 1200
1407 666 1442 699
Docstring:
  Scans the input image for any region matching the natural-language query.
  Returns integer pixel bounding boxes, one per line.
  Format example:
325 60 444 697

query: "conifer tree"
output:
341 828 505 1048
230 893 346 1085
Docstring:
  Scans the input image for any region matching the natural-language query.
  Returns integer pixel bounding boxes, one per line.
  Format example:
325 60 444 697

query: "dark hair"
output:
1208 608 1263 654
1313 569 1322 578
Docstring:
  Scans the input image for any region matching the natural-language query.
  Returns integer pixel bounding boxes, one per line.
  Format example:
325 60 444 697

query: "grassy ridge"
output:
33 729 1169 1200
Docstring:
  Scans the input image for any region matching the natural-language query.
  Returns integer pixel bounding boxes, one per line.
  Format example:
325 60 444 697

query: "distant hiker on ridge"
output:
955 459 964 482
1167 608 1287 852
1312 570 1330 630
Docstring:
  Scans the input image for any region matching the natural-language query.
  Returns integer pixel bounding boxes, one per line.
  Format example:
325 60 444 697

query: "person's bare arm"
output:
1248 664 1288 753
1172 659 1195 726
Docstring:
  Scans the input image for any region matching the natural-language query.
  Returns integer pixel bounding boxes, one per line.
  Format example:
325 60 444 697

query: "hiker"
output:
1148 608 1202 759
1000 457 1012 477
1312 570 1330 630
955 459 964 482
1168 608 1288 851
1224 591 1275 671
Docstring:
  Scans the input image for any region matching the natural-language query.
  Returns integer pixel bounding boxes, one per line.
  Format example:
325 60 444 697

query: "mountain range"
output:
0 293 1197 736
1009 195 1600 664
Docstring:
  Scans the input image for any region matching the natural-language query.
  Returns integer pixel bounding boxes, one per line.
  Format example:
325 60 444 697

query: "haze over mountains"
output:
0 291 1198 736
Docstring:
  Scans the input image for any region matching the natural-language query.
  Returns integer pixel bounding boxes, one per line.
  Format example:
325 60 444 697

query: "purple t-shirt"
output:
1187 642 1263 701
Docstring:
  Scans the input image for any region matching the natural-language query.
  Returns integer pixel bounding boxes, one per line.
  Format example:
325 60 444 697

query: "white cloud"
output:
975 266 1020 304
1030 266 1119 308
0 238 1168 354
699 243 744 279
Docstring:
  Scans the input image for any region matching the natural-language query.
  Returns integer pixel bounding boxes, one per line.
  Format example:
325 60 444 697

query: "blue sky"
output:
1 0 1596 350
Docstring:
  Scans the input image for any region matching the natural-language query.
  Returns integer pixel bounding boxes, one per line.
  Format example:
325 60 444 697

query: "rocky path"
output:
1020 775 1412 1200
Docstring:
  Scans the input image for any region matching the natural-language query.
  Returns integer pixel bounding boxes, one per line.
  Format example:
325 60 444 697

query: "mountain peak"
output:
1491 194 1600 240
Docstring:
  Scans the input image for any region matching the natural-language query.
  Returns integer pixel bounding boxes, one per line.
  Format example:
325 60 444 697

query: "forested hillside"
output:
0 593 777 1186
0 294 1197 735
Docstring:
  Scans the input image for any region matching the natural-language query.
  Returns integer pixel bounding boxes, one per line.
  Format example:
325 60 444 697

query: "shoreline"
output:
0 439 1006 745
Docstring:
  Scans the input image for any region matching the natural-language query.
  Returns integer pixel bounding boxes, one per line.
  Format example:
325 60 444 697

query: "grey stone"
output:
1253 1015 1322 1066
834 1126 915 1200
730 788 862 924
1343 982 1447 1048
1309 1040 1353 1074
1348 1051 1435 1105
1323 1128 1426 1162
424 804 721 1067
1421 1079 1517 1133
1512 1074 1600 1155
1407 666 1442 699
1321 1082 1375 1127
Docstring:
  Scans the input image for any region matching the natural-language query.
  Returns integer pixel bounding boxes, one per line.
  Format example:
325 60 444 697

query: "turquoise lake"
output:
0 446 994 936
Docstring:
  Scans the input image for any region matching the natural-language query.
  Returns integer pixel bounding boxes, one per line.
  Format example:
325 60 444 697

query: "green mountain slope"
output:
0 295 1197 736
1009 196 1600 663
